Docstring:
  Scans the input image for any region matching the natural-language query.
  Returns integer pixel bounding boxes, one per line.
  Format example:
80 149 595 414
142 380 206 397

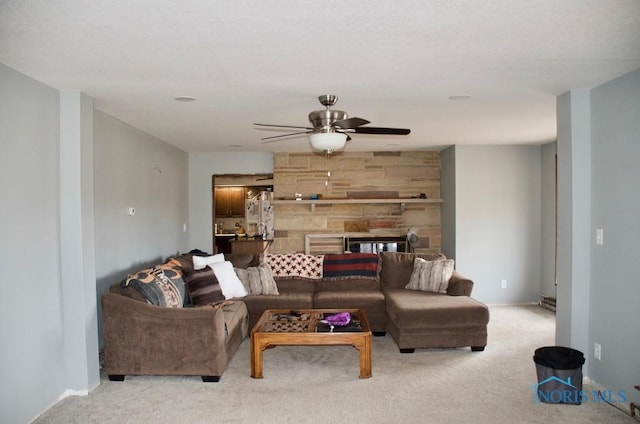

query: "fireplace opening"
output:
345 236 408 254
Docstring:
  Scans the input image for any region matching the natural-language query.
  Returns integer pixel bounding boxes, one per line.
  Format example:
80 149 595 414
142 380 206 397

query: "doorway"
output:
212 173 273 253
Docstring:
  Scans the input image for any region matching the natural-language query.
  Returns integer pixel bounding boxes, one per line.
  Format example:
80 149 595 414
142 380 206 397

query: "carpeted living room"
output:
33 305 636 423
2 2 640 424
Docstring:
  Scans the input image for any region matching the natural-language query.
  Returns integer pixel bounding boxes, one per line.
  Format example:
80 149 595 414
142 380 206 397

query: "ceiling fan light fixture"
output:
309 132 347 153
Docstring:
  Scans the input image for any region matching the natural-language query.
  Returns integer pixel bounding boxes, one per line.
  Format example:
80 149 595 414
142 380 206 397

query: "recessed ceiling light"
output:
173 96 197 102
449 95 471 101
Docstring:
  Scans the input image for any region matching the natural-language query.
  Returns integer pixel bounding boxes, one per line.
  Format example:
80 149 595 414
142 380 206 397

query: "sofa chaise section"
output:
380 252 489 353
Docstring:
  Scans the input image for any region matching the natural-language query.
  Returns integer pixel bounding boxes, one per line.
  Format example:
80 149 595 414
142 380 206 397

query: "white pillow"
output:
210 261 248 299
405 258 455 293
193 253 225 270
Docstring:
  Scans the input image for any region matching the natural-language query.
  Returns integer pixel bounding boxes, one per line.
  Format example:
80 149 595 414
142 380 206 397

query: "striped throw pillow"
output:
183 266 225 306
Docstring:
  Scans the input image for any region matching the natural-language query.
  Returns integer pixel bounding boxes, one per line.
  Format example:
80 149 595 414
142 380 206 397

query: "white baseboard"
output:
583 377 635 418
59 388 89 400
486 302 539 307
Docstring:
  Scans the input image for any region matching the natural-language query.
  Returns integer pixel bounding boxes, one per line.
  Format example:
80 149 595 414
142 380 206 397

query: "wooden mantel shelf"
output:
270 198 442 212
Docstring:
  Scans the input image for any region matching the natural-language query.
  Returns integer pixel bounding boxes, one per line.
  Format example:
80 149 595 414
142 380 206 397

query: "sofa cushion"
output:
273 278 317 294
316 277 380 292
385 289 489 329
264 253 324 280
225 253 261 269
183 266 225 306
313 290 386 310
123 265 184 308
379 252 447 290
406 258 455 293
167 251 208 274
221 301 249 340
322 253 380 280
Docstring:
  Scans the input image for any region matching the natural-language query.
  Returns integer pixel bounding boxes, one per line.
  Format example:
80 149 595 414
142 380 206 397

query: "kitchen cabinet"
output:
215 187 246 217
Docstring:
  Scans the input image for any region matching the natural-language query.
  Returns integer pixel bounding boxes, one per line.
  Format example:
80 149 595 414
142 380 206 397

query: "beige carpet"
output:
33 306 636 423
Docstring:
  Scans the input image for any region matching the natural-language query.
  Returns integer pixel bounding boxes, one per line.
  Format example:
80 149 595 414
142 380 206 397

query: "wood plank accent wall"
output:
271 151 442 254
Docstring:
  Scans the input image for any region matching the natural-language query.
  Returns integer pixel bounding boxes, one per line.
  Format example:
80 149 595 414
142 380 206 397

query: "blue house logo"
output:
531 376 585 404
531 376 627 405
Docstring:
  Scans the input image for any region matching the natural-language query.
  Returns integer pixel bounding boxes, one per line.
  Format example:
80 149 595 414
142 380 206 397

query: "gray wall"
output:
0 64 67 424
93 111 189 343
439 146 456 259
452 145 542 304
540 141 557 297
188 152 274 252
555 90 592 366
588 68 640 402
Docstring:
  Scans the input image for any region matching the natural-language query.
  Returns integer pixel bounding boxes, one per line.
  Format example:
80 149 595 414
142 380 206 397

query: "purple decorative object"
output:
322 312 351 327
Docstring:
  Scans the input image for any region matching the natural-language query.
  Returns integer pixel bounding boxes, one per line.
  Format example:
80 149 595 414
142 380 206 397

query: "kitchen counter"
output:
229 238 273 254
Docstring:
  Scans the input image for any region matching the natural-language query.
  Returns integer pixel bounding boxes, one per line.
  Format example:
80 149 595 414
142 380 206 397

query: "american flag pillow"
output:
264 253 324 280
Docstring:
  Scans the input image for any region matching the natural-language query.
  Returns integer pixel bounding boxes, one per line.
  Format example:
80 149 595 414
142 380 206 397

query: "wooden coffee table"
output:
250 309 372 379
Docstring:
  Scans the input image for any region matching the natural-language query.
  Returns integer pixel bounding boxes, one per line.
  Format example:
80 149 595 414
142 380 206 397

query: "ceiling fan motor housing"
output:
308 109 348 132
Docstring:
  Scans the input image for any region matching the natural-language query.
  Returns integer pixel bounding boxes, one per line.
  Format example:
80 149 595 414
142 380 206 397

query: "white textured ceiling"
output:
2 1 640 152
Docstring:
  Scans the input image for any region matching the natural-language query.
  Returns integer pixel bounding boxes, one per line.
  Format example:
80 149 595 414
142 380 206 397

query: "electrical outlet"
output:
501 279 507 289
594 342 602 360
596 228 604 245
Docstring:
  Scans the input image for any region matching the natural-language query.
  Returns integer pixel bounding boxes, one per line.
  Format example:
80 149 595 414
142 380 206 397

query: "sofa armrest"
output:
447 271 474 296
101 292 228 377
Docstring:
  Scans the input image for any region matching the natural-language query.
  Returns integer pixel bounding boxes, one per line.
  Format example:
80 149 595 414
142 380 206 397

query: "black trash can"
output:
533 346 585 404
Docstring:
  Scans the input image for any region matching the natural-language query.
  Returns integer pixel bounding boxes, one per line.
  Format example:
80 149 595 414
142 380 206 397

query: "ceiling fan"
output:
254 95 411 153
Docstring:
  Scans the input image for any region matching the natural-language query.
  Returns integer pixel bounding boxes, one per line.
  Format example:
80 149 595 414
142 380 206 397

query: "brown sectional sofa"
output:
101 251 489 382
102 285 248 382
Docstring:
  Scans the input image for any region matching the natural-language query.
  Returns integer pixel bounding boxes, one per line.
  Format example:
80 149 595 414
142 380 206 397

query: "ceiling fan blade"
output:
260 130 316 142
333 117 370 129
352 126 411 135
335 129 352 142
254 123 313 130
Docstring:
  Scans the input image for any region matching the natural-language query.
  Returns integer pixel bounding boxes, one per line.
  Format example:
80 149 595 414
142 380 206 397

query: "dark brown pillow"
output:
183 266 225 306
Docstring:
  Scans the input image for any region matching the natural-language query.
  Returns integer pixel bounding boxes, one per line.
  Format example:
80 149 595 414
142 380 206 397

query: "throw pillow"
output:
183 266 225 306
156 259 188 305
322 253 380 280
234 267 252 293
234 262 279 295
193 253 225 270
264 253 324 280
210 261 248 299
123 266 183 307
405 258 455 293
257 262 279 295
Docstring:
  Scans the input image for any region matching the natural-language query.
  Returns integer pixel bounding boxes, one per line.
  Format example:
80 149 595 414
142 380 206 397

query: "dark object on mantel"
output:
347 191 399 199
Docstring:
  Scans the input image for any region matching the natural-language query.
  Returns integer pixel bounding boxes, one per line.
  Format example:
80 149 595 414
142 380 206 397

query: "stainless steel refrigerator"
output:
245 191 274 240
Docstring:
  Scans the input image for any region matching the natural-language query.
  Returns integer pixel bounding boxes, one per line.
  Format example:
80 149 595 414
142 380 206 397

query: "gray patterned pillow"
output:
234 262 279 295
405 258 455 293
123 265 183 307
